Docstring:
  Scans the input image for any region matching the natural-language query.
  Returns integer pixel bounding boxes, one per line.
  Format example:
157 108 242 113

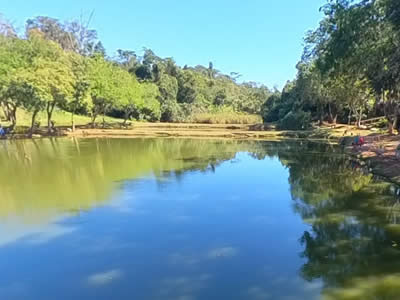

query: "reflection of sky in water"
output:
0 152 320 300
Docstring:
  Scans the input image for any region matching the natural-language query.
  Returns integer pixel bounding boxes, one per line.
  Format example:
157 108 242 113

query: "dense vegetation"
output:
262 0 400 132
3 1 400 134
0 15 270 132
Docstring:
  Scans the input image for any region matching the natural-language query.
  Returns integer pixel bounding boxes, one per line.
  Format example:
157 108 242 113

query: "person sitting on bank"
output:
352 135 365 147
0 125 5 137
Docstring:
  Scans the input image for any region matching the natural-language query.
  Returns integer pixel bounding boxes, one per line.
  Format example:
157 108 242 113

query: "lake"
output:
1 137 400 300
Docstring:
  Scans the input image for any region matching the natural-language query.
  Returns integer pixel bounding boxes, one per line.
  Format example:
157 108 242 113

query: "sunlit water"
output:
1 138 400 300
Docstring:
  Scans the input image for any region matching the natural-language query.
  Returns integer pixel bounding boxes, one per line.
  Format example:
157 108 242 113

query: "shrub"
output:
375 118 388 129
277 110 312 130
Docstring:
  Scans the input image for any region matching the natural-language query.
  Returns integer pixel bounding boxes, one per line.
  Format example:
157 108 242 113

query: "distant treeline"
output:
0 15 271 132
262 0 400 132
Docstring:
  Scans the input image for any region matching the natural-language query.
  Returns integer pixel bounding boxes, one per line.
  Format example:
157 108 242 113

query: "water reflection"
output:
1 138 400 299
266 142 400 300
0 138 243 222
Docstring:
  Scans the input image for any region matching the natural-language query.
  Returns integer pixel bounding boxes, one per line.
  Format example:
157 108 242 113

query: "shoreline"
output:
3 122 399 184
344 135 400 186
60 122 350 141
2 123 323 141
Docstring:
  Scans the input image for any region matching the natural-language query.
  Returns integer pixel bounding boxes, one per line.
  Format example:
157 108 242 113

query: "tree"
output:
116 49 137 72
0 14 16 37
113 67 143 124
27 30 75 132
26 16 76 51
68 52 91 131
138 82 161 121
177 70 199 104
0 36 33 129
87 54 117 126
65 13 102 56
301 0 400 132
214 89 227 106
0 12 274 129
157 74 179 122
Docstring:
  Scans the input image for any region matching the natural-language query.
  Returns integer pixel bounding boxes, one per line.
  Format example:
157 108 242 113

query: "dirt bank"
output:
345 134 400 185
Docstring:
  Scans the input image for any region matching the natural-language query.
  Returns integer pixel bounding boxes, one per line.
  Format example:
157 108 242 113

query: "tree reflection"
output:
0 138 248 223
262 141 400 299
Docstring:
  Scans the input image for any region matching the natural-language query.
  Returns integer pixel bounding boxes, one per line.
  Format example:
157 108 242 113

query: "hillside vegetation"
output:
0 15 270 134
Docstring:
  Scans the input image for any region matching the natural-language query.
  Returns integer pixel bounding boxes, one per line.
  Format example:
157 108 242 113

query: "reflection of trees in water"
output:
0 138 247 222
260 141 400 299
5 138 400 298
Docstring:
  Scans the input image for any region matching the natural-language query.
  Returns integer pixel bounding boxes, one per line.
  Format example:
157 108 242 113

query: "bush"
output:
277 110 312 130
375 118 388 129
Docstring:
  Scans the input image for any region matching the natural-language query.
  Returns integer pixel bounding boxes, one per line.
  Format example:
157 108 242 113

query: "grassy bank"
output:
0 109 120 128
1 109 261 129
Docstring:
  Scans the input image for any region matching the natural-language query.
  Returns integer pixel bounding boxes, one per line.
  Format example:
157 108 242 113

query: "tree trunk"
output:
7 104 17 131
357 108 363 128
388 116 398 135
393 116 398 135
328 103 336 124
71 111 75 132
318 104 324 126
123 108 131 126
91 113 97 128
91 105 99 128
46 102 56 133
102 104 108 129
383 93 396 135
389 118 394 135
348 109 352 125
30 110 39 137
1 102 10 121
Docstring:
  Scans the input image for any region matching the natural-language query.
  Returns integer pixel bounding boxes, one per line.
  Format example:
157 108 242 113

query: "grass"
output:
1 109 261 128
0 108 122 128
190 112 262 124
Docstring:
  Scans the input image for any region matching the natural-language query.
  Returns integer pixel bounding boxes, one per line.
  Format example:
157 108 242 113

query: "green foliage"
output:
261 93 281 122
0 13 272 128
139 82 161 121
277 110 312 130
262 82 300 123
285 0 400 132
258 0 400 132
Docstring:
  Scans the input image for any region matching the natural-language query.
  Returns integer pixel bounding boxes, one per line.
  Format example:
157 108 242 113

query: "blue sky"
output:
1 0 326 89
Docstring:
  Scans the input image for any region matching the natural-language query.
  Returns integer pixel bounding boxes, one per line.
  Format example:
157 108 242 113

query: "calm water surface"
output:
1 138 400 300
